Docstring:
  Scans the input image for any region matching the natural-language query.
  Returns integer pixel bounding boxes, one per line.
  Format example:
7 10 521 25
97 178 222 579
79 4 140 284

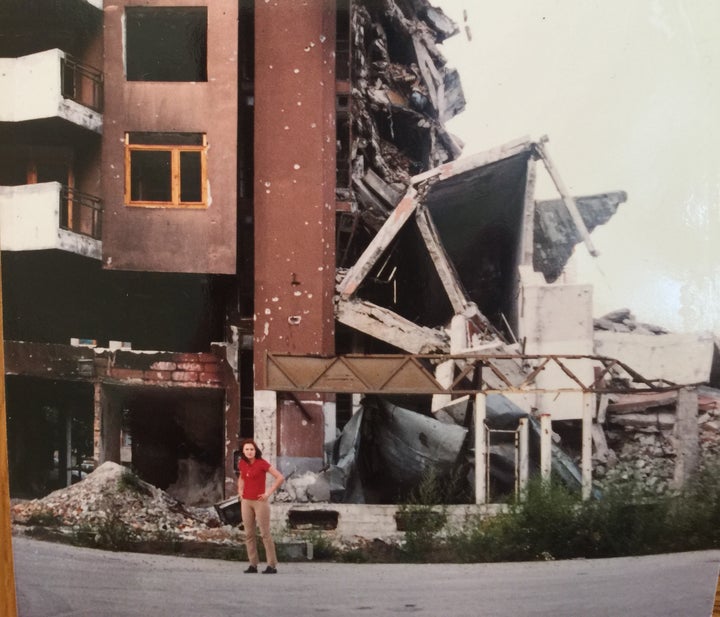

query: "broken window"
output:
125 132 207 208
125 7 207 82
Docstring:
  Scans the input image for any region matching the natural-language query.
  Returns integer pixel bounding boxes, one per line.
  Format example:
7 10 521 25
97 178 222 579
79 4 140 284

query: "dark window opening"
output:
126 7 207 82
180 151 202 202
130 151 171 202
336 94 351 194
239 348 255 439
336 393 354 431
335 0 351 81
288 509 339 530
126 132 206 207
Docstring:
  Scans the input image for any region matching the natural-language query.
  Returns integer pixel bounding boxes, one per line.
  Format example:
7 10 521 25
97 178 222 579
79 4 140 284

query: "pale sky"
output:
438 1 720 335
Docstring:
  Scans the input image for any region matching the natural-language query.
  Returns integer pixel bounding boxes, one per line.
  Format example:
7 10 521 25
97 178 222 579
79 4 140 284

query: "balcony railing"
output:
60 186 103 240
61 55 103 112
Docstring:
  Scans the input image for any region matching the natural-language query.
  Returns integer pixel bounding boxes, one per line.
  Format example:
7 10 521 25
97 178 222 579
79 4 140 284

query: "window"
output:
125 132 207 208
125 7 207 82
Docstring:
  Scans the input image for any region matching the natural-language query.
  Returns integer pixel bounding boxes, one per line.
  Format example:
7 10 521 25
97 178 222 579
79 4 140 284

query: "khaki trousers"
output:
241 498 278 567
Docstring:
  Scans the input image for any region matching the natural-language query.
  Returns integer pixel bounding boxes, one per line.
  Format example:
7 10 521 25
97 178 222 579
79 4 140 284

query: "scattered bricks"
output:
177 362 204 372
143 370 174 382
109 367 145 380
172 371 200 383
150 361 177 371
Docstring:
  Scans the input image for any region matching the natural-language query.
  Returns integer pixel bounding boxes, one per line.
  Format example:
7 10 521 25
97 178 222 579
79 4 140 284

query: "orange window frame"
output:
124 133 208 208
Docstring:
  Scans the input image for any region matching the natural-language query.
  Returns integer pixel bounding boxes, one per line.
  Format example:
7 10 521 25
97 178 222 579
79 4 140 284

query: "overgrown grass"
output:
396 471 449 562
445 464 720 562
72 511 136 551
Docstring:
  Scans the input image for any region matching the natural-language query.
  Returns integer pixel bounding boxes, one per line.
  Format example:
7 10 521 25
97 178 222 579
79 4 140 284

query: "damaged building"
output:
2 0 719 537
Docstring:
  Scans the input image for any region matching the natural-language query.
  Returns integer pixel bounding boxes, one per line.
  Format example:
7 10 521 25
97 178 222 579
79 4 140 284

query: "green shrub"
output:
26 507 62 527
448 462 720 563
663 461 720 552
118 468 152 496
397 470 449 562
297 530 338 560
93 511 136 551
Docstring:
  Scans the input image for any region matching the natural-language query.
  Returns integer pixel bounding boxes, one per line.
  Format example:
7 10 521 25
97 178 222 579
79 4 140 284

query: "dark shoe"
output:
261 566 277 574
244 565 257 573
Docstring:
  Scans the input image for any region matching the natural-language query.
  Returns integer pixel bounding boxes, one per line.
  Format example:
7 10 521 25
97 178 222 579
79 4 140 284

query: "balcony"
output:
0 49 102 134
0 182 102 259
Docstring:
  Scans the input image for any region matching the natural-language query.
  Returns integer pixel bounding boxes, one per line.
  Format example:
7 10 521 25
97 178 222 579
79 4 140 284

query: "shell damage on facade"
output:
2 0 719 537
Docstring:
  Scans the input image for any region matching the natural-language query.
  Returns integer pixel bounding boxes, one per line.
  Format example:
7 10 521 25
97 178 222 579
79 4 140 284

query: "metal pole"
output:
0 247 19 616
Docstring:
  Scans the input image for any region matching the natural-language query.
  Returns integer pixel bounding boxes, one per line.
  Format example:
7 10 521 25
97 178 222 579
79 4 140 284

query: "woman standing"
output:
237 438 285 574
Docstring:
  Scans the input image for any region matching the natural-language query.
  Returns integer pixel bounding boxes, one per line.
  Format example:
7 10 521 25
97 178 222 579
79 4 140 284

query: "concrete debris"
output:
534 192 628 283
593 308 670 335
344 0 466 260
11 462 241 545
594 387 720 493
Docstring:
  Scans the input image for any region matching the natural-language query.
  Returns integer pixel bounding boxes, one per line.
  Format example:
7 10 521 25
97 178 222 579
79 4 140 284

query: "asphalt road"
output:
12 535 720 617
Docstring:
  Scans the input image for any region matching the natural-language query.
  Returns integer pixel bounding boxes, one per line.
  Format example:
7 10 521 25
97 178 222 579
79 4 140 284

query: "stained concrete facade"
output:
101 0 238 275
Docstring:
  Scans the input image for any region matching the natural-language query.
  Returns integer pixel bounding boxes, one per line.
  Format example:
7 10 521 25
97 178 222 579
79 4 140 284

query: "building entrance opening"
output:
107 386 224 506
6 376 94 498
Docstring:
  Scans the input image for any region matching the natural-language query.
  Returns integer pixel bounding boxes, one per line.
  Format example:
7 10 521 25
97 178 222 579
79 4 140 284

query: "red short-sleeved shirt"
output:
238 458 270 500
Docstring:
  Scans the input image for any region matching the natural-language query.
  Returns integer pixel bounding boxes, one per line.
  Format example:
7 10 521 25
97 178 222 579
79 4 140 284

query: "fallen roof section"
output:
535 191 628 283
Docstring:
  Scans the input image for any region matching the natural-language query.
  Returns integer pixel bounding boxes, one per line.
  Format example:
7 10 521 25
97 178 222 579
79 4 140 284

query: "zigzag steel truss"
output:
264 352 682 395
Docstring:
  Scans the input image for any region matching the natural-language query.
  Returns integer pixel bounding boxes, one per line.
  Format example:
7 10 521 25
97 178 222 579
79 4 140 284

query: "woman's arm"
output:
237 474 244 498
258 465 284 501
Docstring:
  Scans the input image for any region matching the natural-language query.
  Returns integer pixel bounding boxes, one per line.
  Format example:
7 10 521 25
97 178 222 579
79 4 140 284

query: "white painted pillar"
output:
474 392 487 504
323 400 336 464
253 389 278 466
351 393 362 415
581 394 593 500
431 361 454 412
540 413 552 482
518 417 529 497
432 314 467 412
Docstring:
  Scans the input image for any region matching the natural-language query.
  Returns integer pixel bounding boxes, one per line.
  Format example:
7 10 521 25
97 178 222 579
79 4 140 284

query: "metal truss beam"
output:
264 352 682 395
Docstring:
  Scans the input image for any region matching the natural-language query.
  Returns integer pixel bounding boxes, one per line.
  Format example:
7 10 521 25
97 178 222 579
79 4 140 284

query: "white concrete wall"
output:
0 50 63 122
512 267 596 420
0 183 61 250
594 331 715 386
0 183 101 259
0 50 101 132
271 503 505 542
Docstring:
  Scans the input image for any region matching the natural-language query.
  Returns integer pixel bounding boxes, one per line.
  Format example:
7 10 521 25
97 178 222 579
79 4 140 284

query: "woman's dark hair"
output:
239 438 263 462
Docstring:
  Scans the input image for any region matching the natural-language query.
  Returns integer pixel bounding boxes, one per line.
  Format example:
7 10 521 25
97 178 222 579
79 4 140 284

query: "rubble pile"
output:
342 0 465 257
11 462 242 545
594 388 720 493
594 308 670 335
